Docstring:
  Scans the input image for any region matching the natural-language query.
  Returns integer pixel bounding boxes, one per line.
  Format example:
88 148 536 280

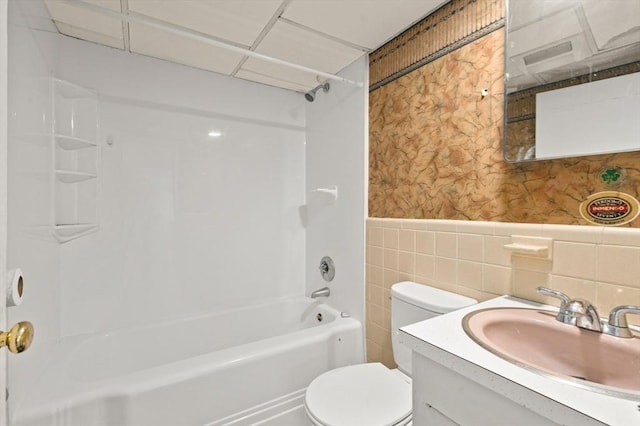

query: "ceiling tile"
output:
43 0 441 92
255 20 364 77
128 0 283 47
129 22 245 75
44 0 123 38
55 21 125 49
282 0 450 49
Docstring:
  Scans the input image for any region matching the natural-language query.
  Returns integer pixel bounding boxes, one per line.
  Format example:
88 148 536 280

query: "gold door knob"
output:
0 321 34 353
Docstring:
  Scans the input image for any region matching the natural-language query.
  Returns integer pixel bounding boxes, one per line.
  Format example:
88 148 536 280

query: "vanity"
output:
399 296 640 426
394 0 640 420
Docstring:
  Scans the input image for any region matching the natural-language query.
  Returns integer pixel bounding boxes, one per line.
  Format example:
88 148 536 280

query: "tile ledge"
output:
367 219 640 246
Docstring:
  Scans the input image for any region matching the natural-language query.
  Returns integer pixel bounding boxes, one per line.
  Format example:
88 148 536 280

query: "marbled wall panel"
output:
369 28 640 227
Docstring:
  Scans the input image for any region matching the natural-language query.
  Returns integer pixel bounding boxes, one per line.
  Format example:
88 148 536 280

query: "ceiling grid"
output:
44 0 451 92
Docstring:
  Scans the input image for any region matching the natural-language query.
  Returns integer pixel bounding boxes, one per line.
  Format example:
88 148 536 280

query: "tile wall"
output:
366 218 640 366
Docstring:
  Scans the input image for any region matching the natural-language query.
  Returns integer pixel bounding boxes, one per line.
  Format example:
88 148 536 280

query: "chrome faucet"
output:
537 287 640 338
310 286 330 298
536 287 602 332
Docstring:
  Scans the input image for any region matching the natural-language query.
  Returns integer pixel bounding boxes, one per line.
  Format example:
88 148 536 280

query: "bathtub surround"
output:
366 218 640 366
7 0 366 423
36 35 307 336
305 56 368 326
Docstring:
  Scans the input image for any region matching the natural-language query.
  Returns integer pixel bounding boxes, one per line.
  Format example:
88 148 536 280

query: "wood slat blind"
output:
369 0 504 90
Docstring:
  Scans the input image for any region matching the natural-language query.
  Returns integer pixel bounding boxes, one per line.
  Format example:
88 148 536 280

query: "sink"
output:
462 307 640 398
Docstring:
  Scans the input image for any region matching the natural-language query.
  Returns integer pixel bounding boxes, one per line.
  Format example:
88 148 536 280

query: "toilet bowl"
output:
305 363 412 426
304 281 476 426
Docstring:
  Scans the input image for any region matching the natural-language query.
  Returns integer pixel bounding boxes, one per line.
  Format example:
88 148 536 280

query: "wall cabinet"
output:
52 79 99 242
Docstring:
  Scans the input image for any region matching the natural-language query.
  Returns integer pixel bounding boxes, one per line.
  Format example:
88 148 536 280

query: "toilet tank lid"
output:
391 281 477 313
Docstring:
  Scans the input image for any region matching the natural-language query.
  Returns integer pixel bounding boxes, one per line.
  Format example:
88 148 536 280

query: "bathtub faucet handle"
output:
318 256 335 282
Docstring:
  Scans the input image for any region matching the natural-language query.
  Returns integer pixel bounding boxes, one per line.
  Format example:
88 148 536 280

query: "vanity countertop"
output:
400 295 640 426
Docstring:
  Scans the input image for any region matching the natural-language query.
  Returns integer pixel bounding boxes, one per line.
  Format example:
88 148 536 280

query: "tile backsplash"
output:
366 218 640 367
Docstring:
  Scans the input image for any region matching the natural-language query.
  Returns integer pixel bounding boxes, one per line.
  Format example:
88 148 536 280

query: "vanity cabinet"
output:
411 352 603 426
51 79 99 242
398 296 631 426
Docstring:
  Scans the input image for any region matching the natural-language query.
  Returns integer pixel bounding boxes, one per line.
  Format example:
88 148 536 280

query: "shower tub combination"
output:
14 297 363 426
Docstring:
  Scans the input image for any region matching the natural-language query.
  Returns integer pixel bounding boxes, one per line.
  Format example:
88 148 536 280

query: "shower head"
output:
304 82 330 102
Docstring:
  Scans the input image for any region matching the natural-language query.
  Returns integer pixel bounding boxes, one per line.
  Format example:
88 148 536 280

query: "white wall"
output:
305 56 368 332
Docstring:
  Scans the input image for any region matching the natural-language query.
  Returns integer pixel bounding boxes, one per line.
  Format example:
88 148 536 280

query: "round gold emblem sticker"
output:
579 191 640 226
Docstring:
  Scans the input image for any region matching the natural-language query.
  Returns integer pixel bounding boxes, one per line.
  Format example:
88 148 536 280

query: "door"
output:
1 3 38 423
1 1 9 424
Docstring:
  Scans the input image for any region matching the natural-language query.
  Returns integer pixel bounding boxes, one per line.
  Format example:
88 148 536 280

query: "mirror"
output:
504 0 640 162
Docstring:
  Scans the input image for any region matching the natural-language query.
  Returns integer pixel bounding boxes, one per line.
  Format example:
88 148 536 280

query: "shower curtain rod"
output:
64 0 364 88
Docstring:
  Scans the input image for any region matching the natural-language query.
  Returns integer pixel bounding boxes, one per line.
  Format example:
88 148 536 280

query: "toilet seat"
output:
304 363 412 426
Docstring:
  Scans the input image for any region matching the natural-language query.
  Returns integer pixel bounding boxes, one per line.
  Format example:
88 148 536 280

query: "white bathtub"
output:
13 297 363 426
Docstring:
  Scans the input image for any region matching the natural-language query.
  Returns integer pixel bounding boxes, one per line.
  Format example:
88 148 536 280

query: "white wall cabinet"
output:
52 79 99 242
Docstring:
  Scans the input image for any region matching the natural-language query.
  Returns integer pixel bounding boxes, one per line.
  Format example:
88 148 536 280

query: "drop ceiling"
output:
43 0 450 92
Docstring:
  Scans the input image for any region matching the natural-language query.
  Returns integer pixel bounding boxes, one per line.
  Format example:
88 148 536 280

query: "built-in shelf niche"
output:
52 78 99 243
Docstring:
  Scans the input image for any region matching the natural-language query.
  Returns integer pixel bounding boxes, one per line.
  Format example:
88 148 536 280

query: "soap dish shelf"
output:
51 78 99 243
504 236 553 259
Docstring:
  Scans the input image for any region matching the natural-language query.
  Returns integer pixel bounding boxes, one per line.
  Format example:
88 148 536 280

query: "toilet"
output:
304 281 477 426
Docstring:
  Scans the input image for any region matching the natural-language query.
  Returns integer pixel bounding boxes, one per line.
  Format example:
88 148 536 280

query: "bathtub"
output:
13 297 363 426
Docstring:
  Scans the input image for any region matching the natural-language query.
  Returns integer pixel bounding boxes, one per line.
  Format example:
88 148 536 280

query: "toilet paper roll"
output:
7 268 24 307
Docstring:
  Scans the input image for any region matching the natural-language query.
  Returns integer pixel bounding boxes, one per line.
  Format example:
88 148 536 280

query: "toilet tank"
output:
390 282 476 375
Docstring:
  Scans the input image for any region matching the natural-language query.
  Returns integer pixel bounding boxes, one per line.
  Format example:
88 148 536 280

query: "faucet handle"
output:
536 287 602 331
603 305 640 338
536 287 570 309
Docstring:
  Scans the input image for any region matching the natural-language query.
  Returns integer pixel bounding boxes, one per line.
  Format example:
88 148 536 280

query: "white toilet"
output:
304 281 476 426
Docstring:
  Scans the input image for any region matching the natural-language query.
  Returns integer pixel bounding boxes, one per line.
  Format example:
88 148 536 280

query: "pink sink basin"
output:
462 308 640 398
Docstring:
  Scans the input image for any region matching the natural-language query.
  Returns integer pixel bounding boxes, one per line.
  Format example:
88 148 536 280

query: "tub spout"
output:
311 287 330 298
